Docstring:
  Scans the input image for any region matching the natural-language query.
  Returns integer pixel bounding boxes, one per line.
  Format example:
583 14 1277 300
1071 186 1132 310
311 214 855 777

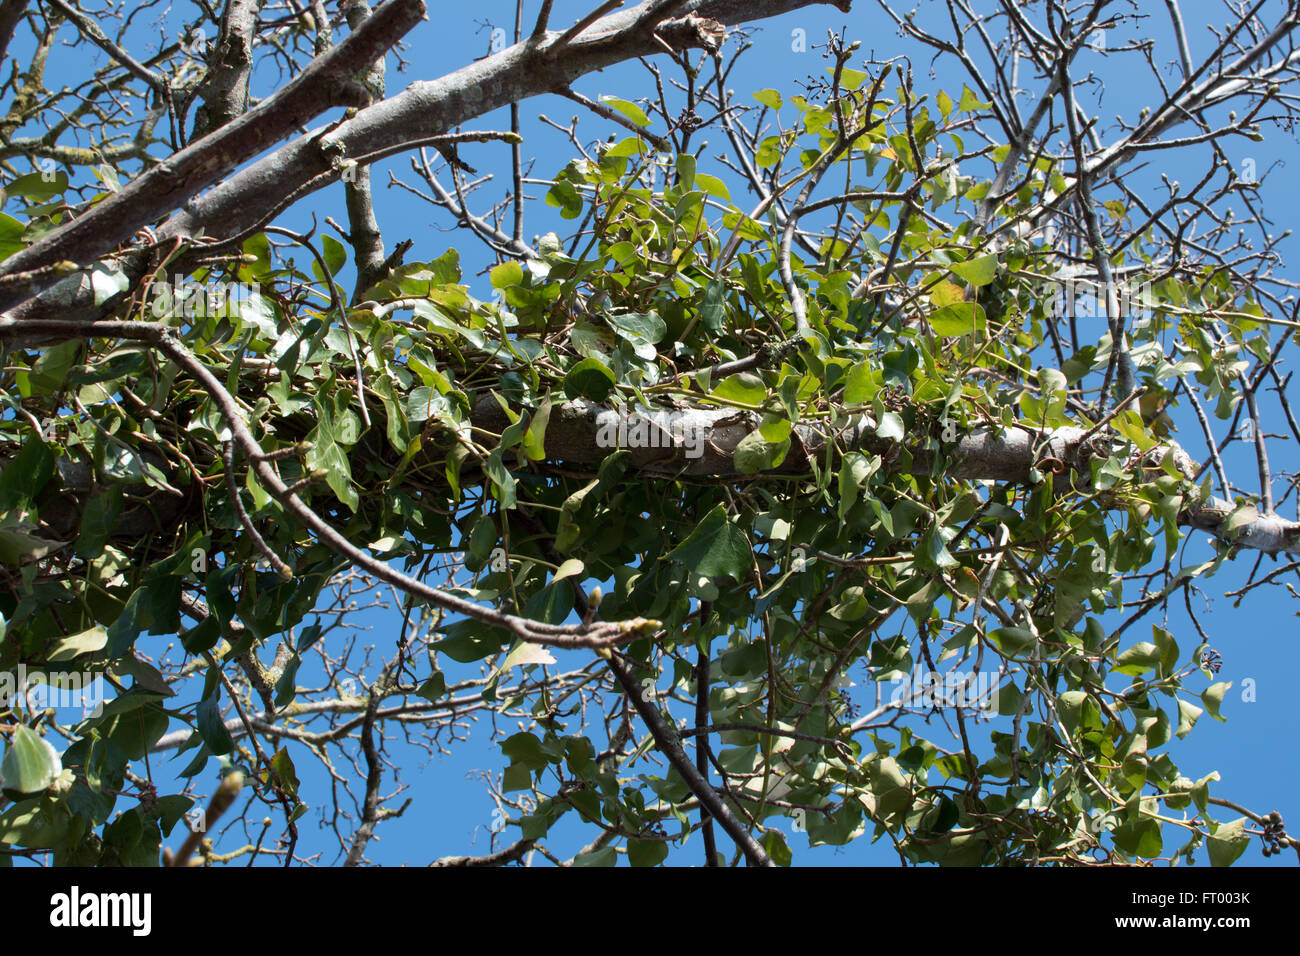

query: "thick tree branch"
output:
0 0 428 311
471 395 1300 555
430 837 536 867
0 0 28 65
191 0 260 138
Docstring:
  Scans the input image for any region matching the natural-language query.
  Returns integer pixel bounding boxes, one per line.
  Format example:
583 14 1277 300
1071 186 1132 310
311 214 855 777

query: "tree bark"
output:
471 394 1300 555
0 0 850 315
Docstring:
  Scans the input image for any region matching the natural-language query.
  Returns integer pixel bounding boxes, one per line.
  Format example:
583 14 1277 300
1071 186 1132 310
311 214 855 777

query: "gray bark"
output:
192 0 261 138
0 0 31 65
0 0 428 311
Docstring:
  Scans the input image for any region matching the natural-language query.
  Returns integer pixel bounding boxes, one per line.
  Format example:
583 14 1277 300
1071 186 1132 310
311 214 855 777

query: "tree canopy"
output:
0 0 1298 867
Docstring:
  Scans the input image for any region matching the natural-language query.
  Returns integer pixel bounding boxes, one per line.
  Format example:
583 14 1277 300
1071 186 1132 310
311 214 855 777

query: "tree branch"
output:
0 0 428 311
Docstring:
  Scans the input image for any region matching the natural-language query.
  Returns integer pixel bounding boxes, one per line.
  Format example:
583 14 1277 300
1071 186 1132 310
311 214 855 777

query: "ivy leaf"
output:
306 398 359 512
546 180 583 219
502 731 547 771
522 397 552 461
666 504 753 581
844 362 876 405
733 417 791 473
876 411 905 441
950 254 998 287
564 358 616 401
711 372 765 406
607 311 666 359
929 302 985 337
491 261 524 289
0 724 61 794
700 279 726 331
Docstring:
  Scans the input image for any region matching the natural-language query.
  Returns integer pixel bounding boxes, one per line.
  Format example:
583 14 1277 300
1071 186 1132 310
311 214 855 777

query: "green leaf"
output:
834 67 869 90
607 310 666 359
830 586 871 621
950 254 998 287
498 640 557 678
522 397 552 461
0 437 55 512
665 504 753 581
733 417 791 473
0 798 75 849
564 357 616 402
929 302 985 337
553 558 585 582
694 173 730 200
491 261 524 289
484 449 517 508
711 372 766 406
0 212 24 259
1176 699 1203 739
196 693 234 756
572 847 617 867
760 829 793 866
45 626 108 663
416 672 446 702
699 279 726 331
546 180 583 219
989 627 1036 657
957 86 991 112
322 235 347 278
599 95 650 128
435 620 508 663
844 361 876 405
676 153 696 191
502 731 547 771
0 725 61 794
6 169 68 200
627 838 669 867
306 396 359 512
74 487 123 559
753 89 782 110
876 411 905 441
1202 681 1231 721
1115 641 1162 675
1207 818 1250 867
